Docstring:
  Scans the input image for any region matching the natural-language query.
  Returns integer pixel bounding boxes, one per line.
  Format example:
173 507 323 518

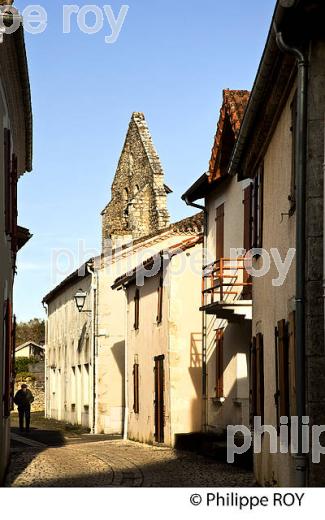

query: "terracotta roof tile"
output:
209 89 250 182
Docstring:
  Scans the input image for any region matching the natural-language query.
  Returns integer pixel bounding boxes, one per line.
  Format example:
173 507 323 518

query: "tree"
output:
16 318 45 347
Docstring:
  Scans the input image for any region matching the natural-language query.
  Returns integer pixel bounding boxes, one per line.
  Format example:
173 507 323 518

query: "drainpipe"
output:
323 117 325 362
87 262 97 434
183 197 208 432
275 27 308 487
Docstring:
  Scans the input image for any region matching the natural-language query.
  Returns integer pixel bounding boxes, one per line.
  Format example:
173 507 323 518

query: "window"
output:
289 92 297 215
216 329 224 398
251 164 264 249
133 362 139 414
134 288 140 330
274 313 296 432
250 333 264 426
157 276 163 324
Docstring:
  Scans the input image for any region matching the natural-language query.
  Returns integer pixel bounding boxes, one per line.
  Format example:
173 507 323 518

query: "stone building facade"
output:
0 13 33 482
101 112 170 247
43 112 202 437
229 0 325 487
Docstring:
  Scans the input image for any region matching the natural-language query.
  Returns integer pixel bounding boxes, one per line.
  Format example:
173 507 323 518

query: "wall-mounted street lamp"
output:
74 289 89 313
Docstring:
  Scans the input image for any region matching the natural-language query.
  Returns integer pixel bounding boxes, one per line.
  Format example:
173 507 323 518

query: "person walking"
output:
14 384 34 433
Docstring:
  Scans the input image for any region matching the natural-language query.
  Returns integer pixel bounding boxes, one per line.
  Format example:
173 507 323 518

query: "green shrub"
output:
15 357 30 373
15 356 39 373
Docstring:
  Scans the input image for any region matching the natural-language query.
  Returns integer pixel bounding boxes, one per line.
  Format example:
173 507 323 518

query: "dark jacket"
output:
14 389 34 408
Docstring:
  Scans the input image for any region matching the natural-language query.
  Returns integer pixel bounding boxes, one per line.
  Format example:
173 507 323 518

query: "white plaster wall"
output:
0 78 11 483
126 242 202 446
253 84 297 487
204 175 251 432
46 275 93 429
169 245 203 439
96 230 198 434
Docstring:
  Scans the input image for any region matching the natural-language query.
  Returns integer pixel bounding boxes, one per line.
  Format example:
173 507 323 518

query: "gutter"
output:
183 196 208 432
274 26 308 487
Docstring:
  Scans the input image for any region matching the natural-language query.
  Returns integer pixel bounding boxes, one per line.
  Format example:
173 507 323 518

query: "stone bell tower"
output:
101 112 171 249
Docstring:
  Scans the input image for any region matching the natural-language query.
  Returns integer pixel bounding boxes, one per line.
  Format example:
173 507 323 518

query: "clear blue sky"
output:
14 0 276 321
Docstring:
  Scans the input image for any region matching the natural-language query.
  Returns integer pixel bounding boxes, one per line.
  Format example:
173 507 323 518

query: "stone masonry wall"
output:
305 39 325 486
101 112 170 248
14 361 45 412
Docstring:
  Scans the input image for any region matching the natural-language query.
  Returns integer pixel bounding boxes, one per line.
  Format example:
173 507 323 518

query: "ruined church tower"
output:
101 112 171 248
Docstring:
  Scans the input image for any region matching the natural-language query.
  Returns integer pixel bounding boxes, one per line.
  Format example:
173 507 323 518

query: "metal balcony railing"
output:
202 257 252 306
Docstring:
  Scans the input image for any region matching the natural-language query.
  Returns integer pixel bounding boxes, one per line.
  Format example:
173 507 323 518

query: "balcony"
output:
201 257 252 322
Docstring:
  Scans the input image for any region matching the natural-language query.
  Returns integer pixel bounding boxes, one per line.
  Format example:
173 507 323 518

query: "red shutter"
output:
256 333 264 425
252 165 264 249
133 363 139 414
277 319 290 420
10 153 18 253
3 299 13 418
243 185 253 252
250 337 257 426
257 166 264 248
216 329 224 398
157 277 163 324
216 204 224 261
4 129 11 235
243 185 253 299
134 289 140 330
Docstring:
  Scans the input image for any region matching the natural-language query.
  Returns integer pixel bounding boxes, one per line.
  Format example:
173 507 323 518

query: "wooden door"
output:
243 185 252 299
154 355 165 443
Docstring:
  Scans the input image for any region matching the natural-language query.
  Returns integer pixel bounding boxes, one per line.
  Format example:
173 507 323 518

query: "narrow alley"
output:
6 413 254 488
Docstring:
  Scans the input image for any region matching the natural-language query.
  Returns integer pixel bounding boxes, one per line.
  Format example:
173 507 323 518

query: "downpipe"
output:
275 28 308 486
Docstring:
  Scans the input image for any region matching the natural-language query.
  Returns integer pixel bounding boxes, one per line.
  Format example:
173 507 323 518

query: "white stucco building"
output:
0 11 33 482
112 234 203 446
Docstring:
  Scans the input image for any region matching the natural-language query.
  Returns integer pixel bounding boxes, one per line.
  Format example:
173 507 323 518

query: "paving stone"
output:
5 439 255 488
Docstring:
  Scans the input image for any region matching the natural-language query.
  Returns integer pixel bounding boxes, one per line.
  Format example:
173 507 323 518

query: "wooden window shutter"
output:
133 363 139 414
256 333 264 425
257 166 264 248
10 153 18 252
243 185 253 251
4 129 11 235
3 299 12 418
134 289 140 330
216 329 224 398
252 165 264 249
250 337 257 426
216 204 224 261
243 185 253 298
277 319 290 420
157 277 163 324
288 311 297 416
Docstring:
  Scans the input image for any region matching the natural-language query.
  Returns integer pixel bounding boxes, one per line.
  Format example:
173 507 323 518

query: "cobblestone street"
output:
6 438 255 487
6 415 254 487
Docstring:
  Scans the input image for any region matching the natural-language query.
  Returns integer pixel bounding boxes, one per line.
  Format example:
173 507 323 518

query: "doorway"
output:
154 355 165 443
